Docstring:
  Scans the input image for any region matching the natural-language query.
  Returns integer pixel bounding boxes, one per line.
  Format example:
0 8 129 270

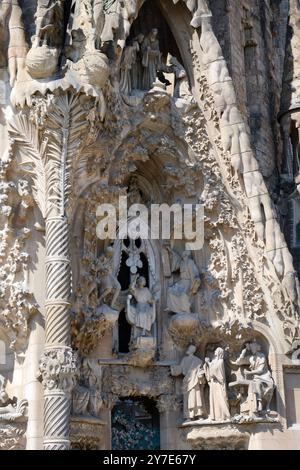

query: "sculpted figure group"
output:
171 341 275 423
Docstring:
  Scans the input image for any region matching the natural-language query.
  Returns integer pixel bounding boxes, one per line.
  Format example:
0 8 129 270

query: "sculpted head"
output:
187 344 196 356
214 347 224 359
137 276 146 287
150 28 158 39
136 33 144 43
105 245 114 258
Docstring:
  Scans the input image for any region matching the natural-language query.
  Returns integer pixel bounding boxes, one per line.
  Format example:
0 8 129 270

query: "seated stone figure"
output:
234 342 275 416
166 250 200 314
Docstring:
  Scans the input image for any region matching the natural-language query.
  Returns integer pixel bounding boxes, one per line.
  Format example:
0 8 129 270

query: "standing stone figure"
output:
98 246 121 309
0 0 27 87
235 342 275 415
204 347 231 421
126 275 156 339
171 345 207 420
32 0 64 49
141 28 161 90
100 0 138 47
119 41 138 95
131 34 144 90
166 250 201 314
169 55 193 100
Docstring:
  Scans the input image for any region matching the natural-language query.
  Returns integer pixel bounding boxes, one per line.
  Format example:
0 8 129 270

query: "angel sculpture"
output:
126 275 159 340
98 246 121 309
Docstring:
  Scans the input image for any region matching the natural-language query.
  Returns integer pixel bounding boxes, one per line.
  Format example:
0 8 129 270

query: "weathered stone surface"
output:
0 0 300 450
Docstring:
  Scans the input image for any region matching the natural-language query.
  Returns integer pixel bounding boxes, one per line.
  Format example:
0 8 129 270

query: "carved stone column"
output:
39 215 77 450
34 94 88 450
38 216 77 449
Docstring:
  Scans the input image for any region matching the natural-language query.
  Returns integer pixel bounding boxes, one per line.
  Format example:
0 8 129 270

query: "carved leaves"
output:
8 113 47 218
45 94 88 217
8 94 96 219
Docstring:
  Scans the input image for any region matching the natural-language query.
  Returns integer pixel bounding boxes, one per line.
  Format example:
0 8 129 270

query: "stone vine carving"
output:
71 185 125 356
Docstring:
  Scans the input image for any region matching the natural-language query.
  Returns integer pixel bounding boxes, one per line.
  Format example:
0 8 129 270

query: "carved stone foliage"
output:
70 417 105 450
37 347 78 393
0 423 27 450
1 0 300 452
102 365 176 409
71 185 125 355
8 93 101 219
185 424 250 450
0 154 37 352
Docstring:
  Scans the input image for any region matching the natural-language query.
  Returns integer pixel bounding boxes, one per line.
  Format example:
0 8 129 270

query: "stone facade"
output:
0 0 300 450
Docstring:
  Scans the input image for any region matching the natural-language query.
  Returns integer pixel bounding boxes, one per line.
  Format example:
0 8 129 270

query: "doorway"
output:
111 396 160 450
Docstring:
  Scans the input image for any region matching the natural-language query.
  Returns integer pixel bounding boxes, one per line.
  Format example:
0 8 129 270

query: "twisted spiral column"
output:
43 216 73 450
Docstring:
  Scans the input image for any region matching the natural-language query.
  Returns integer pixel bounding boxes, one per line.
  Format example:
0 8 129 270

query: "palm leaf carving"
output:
45 94 89 217
7 113 47 218
8 94 94 219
